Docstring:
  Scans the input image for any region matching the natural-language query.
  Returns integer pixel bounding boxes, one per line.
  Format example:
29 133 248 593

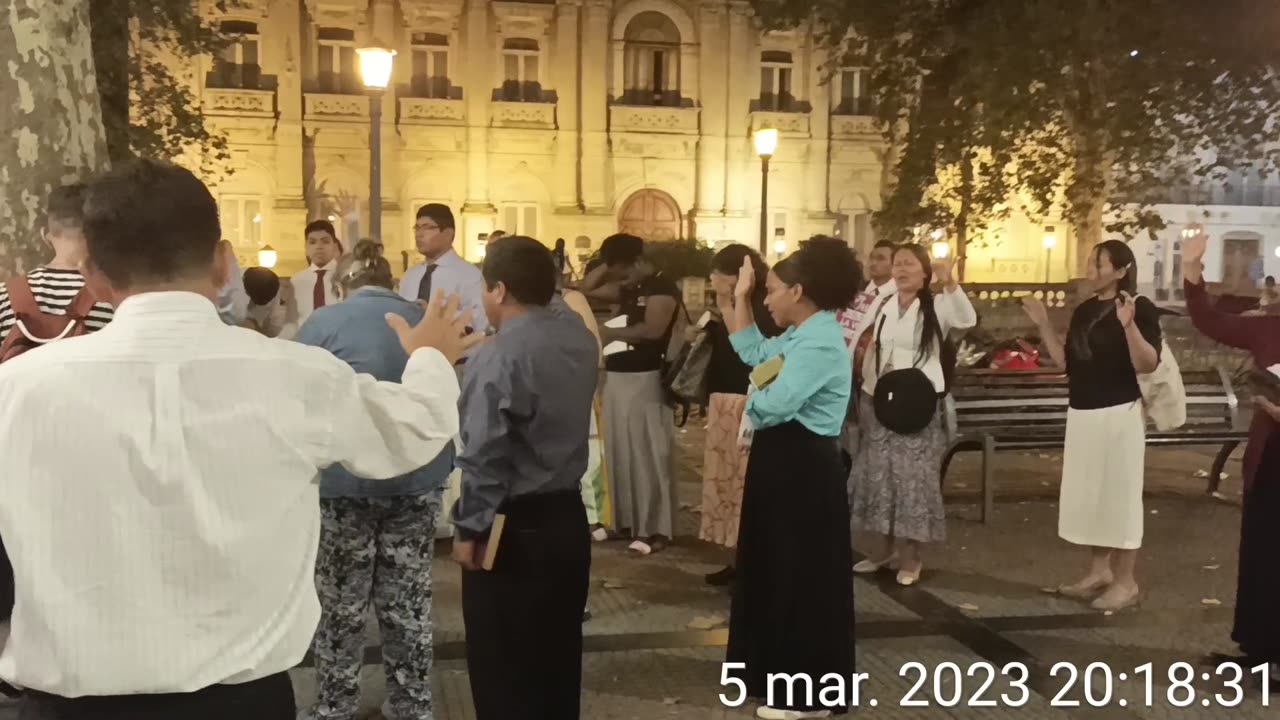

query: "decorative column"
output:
553 0 583 211
806 42 834 228
693 1 729 235
272 0 308 270
461 0 496 254
580 0 611 212
723 2 752 218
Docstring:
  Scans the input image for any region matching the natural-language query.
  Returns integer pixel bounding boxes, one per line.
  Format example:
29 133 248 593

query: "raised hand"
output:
735 256 755 298
1182 230 1208 266
1021 295 1050 328
386 290 484 364
1115 291 1136 328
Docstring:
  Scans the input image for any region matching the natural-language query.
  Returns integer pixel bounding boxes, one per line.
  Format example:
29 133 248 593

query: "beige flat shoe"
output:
853 554 897 574
1056 576 1113 599
896 567 921 586
1091 586 1140 612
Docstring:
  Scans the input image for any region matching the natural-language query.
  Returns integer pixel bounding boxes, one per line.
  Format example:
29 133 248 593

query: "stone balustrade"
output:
609 105 700 135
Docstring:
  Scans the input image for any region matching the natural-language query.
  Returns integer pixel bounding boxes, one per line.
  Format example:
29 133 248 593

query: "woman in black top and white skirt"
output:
1022 240 1160 611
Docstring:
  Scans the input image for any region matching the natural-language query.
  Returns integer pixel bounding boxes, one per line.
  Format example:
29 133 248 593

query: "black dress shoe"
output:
705 566 735 586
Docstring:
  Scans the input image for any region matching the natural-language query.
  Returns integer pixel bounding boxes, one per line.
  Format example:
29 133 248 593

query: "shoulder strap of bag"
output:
5 276 39 319
65 281 100 320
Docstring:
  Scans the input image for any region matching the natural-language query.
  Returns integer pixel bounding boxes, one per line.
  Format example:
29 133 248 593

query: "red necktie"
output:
314 269 327 309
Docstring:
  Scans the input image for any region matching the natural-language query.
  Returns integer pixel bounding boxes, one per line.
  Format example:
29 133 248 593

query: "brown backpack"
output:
0 276 99 363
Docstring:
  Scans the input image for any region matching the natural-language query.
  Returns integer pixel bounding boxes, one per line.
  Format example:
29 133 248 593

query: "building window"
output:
220 196 263 250
500 203 540 239
501 38 542 102
835 67 873 116
410 32 452 99
622 11 681 107
317 27 358 94
210 20 261 89
759 51 796 112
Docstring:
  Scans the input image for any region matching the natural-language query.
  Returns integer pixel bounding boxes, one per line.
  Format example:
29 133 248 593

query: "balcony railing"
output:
399 97 465 125
609 105 700 134
832 115 880 139
203 88 276 118
304 93 370 121
491 101 556 128
750 111 809 137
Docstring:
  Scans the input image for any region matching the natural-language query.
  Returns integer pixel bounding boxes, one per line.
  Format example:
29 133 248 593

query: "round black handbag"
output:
873 367 939 435
872 315 940 435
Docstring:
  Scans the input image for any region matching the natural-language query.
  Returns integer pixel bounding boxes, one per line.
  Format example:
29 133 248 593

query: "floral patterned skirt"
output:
699 393 750 548
849 393 948 543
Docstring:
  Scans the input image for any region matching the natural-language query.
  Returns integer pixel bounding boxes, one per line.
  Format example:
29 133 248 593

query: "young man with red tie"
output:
280 220 343 339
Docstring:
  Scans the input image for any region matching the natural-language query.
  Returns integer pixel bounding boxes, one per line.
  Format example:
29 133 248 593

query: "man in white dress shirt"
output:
0 159 479 719
279 220 344 339
398 204 489 337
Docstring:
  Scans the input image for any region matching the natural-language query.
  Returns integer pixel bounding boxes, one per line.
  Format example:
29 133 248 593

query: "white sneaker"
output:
755 706 832 719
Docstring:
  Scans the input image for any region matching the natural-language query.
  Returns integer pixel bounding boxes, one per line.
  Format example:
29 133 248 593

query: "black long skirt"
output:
727 421 854 713
1233 430 1280 662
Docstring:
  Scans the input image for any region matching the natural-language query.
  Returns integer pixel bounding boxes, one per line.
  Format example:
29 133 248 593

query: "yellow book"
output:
481 513 506 571
750 355 785 390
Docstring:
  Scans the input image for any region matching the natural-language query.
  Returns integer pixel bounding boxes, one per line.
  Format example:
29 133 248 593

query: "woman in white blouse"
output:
850 244 976 585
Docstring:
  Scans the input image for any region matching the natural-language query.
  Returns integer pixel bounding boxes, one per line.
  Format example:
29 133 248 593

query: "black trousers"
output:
18 671 294 720
461 491 591 720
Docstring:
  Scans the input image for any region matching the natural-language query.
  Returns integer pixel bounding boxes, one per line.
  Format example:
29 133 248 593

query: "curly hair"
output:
772 235 862 311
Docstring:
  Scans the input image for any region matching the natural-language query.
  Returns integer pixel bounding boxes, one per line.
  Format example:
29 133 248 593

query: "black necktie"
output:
416 264 438 302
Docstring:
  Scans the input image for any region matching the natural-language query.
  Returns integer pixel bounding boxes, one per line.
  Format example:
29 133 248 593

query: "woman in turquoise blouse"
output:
722 237 860 719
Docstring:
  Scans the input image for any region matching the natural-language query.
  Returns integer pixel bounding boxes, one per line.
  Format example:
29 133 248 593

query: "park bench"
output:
941 367 1249 523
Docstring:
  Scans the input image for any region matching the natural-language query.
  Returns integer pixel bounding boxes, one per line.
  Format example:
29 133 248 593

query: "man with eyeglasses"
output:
398 204 489 338
399 204 490 541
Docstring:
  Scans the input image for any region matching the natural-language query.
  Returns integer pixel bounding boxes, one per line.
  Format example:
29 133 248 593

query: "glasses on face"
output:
414 223 440 232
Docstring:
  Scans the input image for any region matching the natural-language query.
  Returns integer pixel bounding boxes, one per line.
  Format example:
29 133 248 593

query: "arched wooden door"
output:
618 189 682 241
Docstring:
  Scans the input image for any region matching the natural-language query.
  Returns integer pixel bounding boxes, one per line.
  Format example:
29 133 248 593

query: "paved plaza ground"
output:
2 420 1273 718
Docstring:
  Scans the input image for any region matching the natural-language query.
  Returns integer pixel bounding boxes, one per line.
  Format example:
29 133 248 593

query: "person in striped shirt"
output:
0 183 115 343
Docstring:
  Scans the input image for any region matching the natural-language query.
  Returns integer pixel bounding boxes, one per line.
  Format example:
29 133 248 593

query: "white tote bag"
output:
1138 340 1186 432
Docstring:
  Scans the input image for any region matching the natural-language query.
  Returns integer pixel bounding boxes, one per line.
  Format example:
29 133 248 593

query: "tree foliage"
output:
90 0 235 176
752 0 1280 275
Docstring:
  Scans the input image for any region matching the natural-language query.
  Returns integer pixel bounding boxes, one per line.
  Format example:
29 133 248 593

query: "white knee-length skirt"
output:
1058 401 1146 550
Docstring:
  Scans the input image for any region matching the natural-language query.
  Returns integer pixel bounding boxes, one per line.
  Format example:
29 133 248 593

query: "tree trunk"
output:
89 0 131 163
956 148 974 283
1067 130 1114 277
0 0 108 279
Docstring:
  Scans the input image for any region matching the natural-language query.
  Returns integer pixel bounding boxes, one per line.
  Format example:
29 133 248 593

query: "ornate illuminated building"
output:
189 0 1278 290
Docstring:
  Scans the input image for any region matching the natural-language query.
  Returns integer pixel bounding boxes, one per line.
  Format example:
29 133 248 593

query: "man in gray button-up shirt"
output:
450 236 598 720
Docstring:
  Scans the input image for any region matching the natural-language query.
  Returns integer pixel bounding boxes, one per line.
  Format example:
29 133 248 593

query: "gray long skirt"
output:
849 392 948 543
602 371 676 539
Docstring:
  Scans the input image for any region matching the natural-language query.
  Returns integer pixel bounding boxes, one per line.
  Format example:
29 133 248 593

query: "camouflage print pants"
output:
306 492 441 720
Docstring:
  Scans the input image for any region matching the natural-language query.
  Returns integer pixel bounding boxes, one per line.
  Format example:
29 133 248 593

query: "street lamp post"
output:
357 44 396 241
754 128 779 255
1042 226 1058 284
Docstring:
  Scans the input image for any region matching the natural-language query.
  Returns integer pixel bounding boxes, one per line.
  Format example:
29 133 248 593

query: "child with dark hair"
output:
720 236 859 718
242 266 285 337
